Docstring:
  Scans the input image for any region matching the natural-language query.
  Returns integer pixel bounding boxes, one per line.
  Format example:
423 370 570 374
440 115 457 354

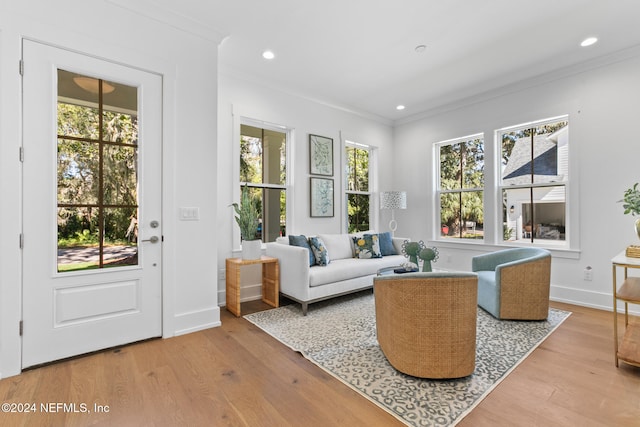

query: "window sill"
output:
430 239 580 260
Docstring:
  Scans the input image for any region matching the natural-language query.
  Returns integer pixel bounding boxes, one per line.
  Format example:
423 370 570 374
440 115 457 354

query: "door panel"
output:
22 40 162 368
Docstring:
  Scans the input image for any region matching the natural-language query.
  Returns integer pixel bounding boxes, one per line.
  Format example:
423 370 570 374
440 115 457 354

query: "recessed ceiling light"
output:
580 37 598 47
396 105 405 110
262 50 275 59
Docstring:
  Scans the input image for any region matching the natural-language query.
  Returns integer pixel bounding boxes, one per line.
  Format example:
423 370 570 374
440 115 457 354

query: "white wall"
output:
0 0 221 377
393 47 640 314
217 73 394 302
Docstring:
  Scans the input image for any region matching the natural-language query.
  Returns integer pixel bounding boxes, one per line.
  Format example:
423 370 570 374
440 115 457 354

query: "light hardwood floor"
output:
0 298 638 426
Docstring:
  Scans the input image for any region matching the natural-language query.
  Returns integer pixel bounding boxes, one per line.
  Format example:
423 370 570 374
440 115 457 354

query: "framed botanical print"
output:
310 177 334 217
309 134 333 176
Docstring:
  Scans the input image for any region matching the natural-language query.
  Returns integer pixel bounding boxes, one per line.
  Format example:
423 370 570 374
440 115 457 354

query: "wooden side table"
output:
226 256 279 317
611 251 640 367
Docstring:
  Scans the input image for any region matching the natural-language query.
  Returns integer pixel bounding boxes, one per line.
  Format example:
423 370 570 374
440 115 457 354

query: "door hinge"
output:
19 233 23 249
19 321 23 336
19 147 24 162
19 60 24 76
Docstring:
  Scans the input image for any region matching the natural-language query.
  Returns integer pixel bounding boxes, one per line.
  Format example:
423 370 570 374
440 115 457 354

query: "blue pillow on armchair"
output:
289 235 315 266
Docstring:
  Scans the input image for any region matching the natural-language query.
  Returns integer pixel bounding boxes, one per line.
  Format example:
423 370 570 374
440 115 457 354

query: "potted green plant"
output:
620 182 640 239
231 185 261 259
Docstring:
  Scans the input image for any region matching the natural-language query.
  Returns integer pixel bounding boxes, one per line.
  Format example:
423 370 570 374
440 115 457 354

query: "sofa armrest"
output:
265 242 311 302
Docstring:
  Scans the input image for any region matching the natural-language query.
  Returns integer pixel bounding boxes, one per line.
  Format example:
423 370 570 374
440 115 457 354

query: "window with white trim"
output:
240 122 288 242
437 134 485 240
345 142 372 233
500 116 569 245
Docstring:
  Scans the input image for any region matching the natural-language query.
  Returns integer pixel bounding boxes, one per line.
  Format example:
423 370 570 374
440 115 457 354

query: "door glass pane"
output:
103 144 138 205
57 139 99 205
57 69 139 272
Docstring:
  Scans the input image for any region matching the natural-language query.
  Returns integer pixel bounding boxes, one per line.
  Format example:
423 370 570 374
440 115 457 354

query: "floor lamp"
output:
380 191 407 235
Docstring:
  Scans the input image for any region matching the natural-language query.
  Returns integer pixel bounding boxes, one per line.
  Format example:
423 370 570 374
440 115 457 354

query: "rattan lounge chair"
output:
373 272 478 379
472 247 551 320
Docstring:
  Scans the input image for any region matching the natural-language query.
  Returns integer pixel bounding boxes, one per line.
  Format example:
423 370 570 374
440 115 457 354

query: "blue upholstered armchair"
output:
472 248 551 320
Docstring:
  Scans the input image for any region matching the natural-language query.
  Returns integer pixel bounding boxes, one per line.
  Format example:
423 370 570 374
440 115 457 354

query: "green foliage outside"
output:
57 102 138 249
439 138 484 238
346 146 369 233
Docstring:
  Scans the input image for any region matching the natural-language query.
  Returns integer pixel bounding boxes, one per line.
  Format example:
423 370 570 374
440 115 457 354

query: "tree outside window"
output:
240 124 287 242
437 135 484 240
345 143 371 233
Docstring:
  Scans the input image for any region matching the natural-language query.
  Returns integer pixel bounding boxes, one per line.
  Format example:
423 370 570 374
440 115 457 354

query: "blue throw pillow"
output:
376 232 397 256
289 235 315 266
309 236 330 266
352 234 382 259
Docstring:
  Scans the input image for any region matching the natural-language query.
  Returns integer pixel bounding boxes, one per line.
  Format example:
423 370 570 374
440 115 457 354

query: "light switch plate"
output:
179 207 200 221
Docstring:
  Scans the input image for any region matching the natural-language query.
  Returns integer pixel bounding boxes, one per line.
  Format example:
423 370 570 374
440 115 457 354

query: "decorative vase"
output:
636 218 640 240
242 239 262 260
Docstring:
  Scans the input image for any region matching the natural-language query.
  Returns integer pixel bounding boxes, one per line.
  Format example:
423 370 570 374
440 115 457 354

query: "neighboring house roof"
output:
502 130 564 185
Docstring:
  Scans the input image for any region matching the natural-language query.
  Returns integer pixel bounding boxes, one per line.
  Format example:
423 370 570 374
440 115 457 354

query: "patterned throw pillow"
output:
288 235 315 266
309 236 330 266
375 232 397 256
352 234 382 259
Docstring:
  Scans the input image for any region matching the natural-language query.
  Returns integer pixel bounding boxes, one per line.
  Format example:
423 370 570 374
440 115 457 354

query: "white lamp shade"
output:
380 191 407 210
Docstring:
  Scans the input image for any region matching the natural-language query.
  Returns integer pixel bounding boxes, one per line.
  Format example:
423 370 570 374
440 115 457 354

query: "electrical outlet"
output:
583 266 593 281
219 269 226 281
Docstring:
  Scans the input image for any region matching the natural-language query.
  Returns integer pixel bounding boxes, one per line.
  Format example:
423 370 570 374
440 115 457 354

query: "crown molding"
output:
395 43 640 126
219 65 393 127
105 0 227 44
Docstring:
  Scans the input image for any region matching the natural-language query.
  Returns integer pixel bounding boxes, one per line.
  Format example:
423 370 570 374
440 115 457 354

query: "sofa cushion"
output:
317 233 353 260
309 236 330 266
376 232 397 256
308 255 405 287
353 234 382 259
288 235 315 266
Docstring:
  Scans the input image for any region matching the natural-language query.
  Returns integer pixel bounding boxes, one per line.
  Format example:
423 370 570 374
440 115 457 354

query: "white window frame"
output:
232 114 293 250
435 133 485 243
342 138 377 233
497 115 570 249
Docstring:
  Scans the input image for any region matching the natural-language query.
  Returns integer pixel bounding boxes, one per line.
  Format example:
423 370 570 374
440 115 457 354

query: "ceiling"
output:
150 0 640 123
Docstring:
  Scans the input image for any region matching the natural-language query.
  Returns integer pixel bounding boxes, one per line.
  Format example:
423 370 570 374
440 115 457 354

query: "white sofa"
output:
265 233 407 315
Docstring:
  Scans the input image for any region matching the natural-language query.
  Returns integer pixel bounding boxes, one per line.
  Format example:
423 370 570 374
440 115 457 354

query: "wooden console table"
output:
226 256 279 317
611 251 640 367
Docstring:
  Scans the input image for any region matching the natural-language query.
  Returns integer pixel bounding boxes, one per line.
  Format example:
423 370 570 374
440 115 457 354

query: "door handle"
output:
142 236 160 244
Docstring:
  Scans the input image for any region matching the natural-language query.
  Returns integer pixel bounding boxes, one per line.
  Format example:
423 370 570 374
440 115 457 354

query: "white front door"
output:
22 40 163 368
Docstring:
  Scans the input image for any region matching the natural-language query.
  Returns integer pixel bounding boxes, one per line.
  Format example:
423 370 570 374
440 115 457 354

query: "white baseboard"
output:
550 284 640 316
218 282 263 307
173 306 221 336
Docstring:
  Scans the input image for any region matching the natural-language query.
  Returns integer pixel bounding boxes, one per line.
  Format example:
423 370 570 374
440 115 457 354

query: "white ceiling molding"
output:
219 66 393 127
395 43 640 126
105 0 227 44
